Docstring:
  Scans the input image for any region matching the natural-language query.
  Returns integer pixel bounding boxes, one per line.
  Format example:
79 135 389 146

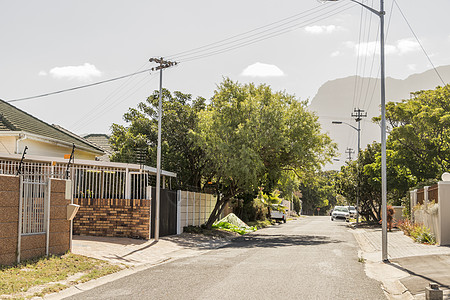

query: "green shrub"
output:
212 221 256 235
397 220 436 245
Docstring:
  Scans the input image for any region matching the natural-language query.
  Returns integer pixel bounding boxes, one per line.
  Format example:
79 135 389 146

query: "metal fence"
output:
20 174 49 235
0 156 174 200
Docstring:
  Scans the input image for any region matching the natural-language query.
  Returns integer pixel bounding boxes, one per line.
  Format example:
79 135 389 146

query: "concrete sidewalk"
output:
353 226 450 299
71 233 235 266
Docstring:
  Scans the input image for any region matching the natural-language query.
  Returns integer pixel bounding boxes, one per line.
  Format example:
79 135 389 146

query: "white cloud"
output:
46 63 102 81
345 38 420 57
241 62 285 77
305 25 340 34
331 51 341 57
397 39 421 54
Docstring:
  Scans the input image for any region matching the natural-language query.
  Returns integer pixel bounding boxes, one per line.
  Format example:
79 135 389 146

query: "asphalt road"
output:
65 216 386 300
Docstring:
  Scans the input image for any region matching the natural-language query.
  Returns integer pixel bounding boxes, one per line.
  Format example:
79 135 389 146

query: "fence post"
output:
193 192 196 226
410 189 417 223
176 190 181 234
17 175 23 264
45 179 51 257
186 191 189 227
438 181 450 245
147 186 152 240
125 167 131 199
424 186 429 205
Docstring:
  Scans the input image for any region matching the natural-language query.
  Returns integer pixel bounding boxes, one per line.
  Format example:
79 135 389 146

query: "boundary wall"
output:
0 175 71 266
73 198 151 239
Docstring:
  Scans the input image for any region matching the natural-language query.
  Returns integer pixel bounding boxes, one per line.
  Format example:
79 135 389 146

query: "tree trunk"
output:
205 194 231 229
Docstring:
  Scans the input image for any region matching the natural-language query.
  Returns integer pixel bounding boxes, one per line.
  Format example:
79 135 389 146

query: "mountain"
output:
308 65 450 170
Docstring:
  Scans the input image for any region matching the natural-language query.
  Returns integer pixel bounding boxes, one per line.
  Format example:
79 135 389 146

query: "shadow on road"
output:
224 234 342 249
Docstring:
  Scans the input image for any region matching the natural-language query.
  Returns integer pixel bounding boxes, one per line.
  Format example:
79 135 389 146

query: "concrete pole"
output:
356 118 360 225
155 67 163 241
380 0 388 262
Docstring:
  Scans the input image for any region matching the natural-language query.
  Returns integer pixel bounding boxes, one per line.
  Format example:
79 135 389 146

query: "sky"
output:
2 0 450 139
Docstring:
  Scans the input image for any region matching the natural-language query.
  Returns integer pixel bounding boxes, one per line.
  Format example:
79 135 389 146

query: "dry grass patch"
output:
0 252 124 299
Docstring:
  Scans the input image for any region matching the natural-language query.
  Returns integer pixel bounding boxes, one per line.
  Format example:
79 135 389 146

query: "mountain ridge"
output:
308 65 450 169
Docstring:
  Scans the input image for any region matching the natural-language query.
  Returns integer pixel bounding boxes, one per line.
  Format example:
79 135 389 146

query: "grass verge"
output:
0 252 124 299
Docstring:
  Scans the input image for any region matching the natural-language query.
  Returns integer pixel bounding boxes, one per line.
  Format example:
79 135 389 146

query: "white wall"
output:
177 191 217 234
18 138 98 160
0 136 17 154
438 181 450 246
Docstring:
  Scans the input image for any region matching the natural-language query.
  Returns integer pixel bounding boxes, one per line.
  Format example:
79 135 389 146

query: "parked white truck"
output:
270 205 287 223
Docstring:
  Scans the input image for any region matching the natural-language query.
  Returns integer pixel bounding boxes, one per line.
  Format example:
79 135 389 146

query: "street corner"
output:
362 257 412 299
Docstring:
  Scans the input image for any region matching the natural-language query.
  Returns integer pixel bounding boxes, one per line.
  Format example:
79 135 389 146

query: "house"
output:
0 99 104 160
83 133 113 161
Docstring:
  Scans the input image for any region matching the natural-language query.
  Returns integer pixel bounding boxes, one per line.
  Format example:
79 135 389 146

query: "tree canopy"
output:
381 85 450 181
109 89 208 189
195 79 336 226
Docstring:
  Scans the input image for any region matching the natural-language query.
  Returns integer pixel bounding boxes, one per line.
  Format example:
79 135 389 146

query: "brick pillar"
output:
0 175 20 265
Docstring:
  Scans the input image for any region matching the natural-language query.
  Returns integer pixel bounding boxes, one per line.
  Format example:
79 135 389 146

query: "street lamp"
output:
325 0 388 262
332 120 361 226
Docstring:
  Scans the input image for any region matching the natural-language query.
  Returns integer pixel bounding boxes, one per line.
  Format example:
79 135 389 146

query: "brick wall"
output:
73 198 151 239
0 175 20 265
0 176 71 266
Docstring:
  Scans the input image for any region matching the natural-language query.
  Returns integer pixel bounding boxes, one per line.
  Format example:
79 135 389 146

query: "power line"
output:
168 2 348 61
6 68 153 103
4 3 355 105
393 0 446 86
177 2 356 63
357 0 375 109
168 3 338 60
364 0 395 113
71 73 156 132
69 63 152 129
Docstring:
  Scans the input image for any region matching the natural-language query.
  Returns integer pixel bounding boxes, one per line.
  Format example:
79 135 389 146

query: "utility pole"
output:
345 147 355 161
148 57 177 241
351 108 367 226
323 0 388 263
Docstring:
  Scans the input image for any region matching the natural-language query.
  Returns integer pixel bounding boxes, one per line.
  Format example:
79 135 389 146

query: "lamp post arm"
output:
349 0 383 16
333 120 359 131
343 122 359 132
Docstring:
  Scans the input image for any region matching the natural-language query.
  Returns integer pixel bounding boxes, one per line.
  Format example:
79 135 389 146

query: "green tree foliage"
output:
110 89 208 190
195 79 336 227
381 85 450 181
299 170 337 215
335 142 416 222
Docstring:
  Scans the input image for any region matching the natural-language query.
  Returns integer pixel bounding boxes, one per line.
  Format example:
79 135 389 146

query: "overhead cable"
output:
393 0 446 86
6 68 153 103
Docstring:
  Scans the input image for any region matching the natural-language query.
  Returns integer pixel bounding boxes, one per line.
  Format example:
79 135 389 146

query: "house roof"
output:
0 99 104 154
83 133 112 153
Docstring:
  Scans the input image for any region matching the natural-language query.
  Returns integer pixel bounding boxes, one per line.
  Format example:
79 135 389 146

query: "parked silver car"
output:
348 206 357 218
331 206 350 222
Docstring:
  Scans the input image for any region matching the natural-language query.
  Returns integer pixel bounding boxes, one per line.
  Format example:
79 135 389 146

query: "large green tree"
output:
195 79 336 227
110 89 208 189
381 85 450 181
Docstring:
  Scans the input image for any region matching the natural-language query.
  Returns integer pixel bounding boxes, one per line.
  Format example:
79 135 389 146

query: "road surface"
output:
65 216 386 299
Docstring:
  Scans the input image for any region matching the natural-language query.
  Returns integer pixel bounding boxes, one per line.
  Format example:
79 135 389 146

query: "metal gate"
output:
19 174 49 234
150 187 178 238
17 174 51 263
